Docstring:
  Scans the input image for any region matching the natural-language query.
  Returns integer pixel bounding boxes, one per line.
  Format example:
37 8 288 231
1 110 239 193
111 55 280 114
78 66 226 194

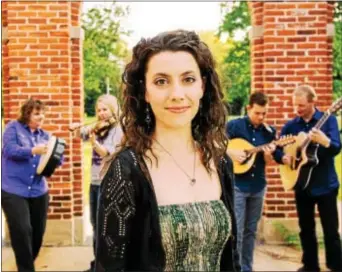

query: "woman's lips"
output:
165 106 191 113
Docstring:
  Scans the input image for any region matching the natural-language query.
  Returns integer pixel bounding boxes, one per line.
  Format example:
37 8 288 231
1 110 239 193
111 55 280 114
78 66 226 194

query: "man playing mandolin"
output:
226 92 278 272
274 85 342 272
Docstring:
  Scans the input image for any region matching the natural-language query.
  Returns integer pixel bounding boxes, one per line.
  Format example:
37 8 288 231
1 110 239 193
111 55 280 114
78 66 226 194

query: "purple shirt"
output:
80 125 124 185
2 120 60 197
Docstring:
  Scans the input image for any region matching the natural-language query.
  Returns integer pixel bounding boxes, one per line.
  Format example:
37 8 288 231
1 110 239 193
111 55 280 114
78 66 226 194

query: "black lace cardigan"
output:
95 147 241 272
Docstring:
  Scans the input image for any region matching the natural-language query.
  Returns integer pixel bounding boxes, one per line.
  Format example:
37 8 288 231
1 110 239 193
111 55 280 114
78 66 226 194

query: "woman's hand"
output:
90 133 109 157
32 144 47 155
89 132 97 146
69 122 81 132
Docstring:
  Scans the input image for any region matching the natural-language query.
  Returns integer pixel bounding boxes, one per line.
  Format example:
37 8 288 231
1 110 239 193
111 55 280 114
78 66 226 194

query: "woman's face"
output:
96 102 112 120
28 108 45 130
145 50 204 130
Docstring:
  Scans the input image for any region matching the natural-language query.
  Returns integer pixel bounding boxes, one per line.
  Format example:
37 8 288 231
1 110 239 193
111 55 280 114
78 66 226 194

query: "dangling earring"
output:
199 100 204 118
145 105 151 131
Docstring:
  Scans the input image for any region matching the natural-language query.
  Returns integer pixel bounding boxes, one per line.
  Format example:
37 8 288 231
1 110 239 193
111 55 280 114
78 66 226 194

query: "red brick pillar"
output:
249 2 334 242
70 1 85 244
1 1 84 245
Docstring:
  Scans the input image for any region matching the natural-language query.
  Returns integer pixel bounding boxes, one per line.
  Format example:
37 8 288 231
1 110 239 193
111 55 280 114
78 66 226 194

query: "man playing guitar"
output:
275 85 342 272
226 92 278 272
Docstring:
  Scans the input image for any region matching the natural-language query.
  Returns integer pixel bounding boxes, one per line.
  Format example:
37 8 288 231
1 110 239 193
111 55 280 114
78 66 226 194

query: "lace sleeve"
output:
96 157 136 271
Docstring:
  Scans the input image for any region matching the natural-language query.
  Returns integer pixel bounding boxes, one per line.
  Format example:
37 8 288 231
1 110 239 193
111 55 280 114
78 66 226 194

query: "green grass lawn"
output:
83 141 92 205
83 116 96 205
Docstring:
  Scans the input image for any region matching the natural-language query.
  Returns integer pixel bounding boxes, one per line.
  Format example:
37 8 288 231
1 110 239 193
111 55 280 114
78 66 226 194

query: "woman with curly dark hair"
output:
96 30 241 272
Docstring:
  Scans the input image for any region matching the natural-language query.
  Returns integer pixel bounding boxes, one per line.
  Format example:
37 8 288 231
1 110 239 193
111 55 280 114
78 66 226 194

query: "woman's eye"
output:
184 77 195 83
155 78 168 86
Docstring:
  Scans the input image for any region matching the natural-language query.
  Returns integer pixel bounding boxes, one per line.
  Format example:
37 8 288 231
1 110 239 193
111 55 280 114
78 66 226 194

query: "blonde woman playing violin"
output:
69 94 123 272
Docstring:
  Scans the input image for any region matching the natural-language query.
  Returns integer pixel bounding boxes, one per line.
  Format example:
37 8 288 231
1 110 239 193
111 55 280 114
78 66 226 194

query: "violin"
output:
69 116 118 139
90 116 117 138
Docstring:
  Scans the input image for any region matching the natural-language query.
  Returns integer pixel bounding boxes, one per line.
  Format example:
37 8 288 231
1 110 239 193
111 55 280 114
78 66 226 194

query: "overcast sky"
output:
83 2 224 48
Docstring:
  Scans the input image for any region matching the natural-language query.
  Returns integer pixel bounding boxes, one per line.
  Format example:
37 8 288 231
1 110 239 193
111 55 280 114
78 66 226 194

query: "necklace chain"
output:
153 139 196 185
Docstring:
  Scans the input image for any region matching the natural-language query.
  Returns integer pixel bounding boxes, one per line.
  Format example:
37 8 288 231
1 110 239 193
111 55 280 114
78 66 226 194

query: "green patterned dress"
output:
158 200 232 271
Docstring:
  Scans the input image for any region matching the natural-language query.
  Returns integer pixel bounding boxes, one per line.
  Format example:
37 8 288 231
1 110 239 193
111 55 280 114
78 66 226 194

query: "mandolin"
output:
227 135 295 174
280 97 342 191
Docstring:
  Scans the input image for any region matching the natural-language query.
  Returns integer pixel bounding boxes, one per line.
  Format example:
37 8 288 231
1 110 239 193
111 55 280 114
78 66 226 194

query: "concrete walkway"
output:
0 245 309 272
2 201 340 271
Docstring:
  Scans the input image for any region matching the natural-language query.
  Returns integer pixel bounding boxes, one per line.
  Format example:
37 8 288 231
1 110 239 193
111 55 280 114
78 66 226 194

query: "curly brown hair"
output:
119 30 228 173
17 98 45 125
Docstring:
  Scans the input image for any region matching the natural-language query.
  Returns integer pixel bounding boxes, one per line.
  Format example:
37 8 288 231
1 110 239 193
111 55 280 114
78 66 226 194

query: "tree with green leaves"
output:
218 2 250 115
82 2 130 116
198 31 230 99
333 2 342 99
219 1 342 114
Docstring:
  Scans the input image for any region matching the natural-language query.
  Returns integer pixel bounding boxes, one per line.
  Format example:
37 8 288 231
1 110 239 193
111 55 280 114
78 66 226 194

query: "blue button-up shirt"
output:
274 109 341 196
226 116 277 193
2 120 58 197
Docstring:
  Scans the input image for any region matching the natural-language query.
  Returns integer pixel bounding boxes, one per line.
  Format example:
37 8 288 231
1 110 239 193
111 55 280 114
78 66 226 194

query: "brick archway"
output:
2 1 85 245
248 2 335 241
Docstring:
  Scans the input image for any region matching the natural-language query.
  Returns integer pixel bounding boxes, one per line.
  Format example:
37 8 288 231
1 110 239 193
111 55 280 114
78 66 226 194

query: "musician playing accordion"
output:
1 98 64 272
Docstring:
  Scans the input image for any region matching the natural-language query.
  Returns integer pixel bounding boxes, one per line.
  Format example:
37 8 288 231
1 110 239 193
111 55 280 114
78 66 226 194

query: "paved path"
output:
2 202 340 271
1 245 303 272
254 249 300 271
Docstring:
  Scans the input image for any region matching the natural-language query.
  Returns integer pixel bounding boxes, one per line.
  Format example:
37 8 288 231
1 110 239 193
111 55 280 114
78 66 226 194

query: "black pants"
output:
295 188 342 271
89 184 101 271
2 190 49 272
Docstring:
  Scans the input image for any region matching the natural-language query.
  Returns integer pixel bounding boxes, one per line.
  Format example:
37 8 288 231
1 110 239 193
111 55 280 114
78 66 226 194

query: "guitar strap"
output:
263 122 273 134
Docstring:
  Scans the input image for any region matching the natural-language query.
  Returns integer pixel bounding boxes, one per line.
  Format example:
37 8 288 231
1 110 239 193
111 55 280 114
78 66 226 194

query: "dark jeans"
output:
295 188 342 271
1 190 49 272
89 184 101 270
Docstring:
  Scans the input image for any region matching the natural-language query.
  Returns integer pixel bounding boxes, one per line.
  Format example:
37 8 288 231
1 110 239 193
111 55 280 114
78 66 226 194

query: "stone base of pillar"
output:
44 219 74 246
257 217 324 245
3 218 86 246
73 216 86 246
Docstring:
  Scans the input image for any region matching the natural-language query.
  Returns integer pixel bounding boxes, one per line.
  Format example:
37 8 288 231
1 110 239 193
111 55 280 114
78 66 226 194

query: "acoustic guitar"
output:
280 97 342 191
227 135 295 174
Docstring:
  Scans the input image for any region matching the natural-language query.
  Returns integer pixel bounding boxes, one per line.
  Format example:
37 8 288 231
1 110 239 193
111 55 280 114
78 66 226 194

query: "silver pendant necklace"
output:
153 139 196 186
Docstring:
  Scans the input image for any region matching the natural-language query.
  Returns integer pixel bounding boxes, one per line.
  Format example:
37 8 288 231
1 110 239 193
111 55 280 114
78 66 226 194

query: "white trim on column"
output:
249 25 264 39
327 23 335 37
2 26 8 42
69 26 84 40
